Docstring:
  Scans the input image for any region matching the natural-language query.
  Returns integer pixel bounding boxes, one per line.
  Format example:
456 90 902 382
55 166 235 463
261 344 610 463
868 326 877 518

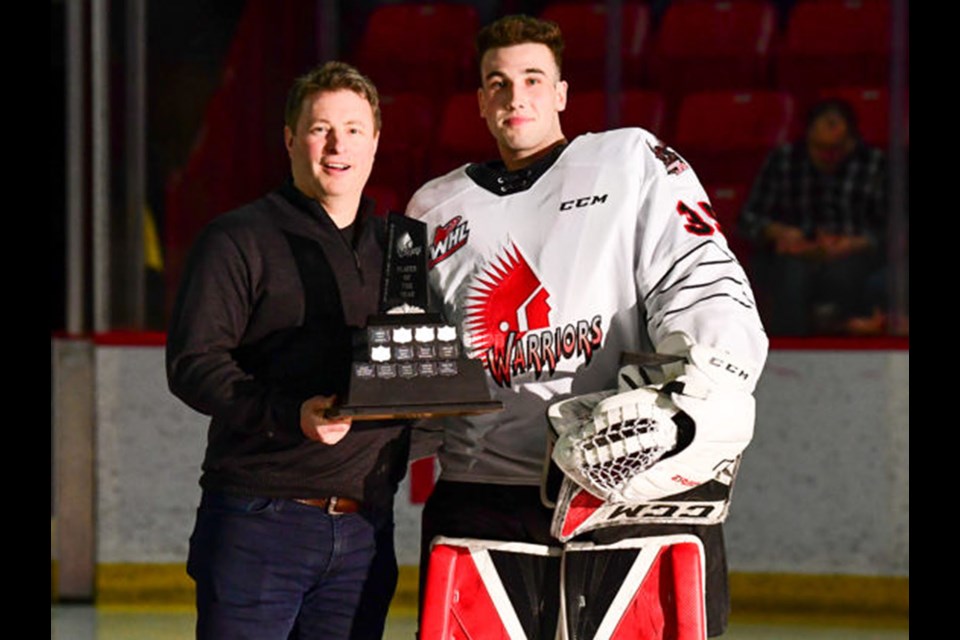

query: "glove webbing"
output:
578 416 674 494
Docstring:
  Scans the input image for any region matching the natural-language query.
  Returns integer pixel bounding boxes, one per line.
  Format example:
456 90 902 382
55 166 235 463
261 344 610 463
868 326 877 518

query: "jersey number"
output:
677 201 723 237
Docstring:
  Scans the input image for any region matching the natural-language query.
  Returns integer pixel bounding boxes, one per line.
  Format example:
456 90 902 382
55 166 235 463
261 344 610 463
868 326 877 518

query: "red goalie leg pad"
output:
562 534 707 640
421 537 562 640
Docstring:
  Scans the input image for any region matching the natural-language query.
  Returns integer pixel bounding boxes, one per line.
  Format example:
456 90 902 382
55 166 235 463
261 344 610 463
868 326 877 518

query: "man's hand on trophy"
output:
301 395 352 445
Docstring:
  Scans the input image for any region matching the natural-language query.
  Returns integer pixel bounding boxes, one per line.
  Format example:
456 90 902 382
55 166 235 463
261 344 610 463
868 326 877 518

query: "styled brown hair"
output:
284 61 382 132
475 15 565 77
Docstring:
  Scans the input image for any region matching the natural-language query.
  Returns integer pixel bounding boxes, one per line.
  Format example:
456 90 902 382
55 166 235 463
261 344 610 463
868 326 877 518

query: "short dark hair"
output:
284 61 381 132
475 14 565 77
805 98 860 141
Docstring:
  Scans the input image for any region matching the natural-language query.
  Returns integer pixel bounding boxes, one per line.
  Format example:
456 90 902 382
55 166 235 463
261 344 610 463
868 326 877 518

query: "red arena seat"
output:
673 89 796 184
539 2 653 90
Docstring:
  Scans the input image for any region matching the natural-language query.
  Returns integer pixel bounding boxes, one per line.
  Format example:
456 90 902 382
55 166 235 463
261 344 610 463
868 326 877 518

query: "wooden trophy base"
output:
329 313 503 420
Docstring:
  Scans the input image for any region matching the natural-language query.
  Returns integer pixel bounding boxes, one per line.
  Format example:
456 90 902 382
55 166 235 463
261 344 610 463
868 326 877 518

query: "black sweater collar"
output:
277 178 375 228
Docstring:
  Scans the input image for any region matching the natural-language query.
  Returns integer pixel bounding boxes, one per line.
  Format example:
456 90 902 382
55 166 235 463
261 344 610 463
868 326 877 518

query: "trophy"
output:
329 212 503 419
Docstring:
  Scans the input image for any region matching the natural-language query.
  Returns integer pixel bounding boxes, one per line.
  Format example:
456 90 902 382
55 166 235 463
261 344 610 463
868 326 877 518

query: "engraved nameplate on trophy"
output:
331 212 502 420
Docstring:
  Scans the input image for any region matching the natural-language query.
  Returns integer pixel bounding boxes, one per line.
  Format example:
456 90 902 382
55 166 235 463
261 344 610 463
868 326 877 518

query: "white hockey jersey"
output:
406 127 768 486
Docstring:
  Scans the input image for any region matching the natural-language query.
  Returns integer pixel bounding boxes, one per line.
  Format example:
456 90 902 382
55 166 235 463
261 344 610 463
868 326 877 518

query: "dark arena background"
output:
51 1 908 638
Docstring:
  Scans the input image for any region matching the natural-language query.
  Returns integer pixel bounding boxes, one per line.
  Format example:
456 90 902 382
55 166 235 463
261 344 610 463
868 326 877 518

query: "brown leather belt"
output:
293 496 362 514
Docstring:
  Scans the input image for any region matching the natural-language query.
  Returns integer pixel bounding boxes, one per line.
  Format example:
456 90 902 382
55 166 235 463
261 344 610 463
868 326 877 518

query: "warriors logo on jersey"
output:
463 242 603 387
465 243 552 373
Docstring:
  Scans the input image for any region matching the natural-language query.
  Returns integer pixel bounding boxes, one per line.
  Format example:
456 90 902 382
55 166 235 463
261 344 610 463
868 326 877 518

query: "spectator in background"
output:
738 98 889 336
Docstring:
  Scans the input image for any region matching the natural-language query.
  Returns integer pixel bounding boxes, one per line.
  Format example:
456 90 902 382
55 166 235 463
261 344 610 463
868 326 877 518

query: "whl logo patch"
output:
465 243 603 387
429 215 470 268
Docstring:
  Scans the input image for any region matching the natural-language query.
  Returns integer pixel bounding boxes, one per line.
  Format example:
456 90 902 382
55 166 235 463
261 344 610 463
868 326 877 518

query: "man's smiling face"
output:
285 88 380 210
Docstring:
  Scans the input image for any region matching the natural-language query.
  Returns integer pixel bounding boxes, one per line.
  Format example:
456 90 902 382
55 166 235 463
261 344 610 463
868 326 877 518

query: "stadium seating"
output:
647 0 780 111
673 89 796 184
561 88 666 139
368 91 437 206
775 0 892 108
539 1 652 90
163 0 317 317
428 92 500 177
351 3 480 102
363 183 402 218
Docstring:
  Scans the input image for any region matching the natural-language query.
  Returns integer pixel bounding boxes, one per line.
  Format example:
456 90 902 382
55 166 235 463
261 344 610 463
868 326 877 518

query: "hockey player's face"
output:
285 89 380 215
478 43 568 170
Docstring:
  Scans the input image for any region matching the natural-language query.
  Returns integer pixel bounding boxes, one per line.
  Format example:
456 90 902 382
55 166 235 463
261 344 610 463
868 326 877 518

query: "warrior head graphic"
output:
465 244 551 363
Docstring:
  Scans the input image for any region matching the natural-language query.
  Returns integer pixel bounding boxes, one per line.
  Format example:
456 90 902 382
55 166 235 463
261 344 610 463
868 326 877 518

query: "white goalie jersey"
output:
406 127 768 490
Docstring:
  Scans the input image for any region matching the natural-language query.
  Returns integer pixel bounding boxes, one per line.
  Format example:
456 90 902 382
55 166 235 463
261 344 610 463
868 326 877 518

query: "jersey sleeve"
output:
631 130 769 379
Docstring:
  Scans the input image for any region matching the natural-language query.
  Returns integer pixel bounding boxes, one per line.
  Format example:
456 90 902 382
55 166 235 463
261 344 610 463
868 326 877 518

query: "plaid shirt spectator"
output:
738 140 888 248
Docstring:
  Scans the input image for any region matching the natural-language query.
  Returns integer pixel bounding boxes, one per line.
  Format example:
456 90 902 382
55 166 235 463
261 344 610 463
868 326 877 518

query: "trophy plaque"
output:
330 212 503 420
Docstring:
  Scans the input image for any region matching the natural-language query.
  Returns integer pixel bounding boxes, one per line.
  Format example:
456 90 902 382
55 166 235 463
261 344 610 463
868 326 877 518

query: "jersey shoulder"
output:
573 126 656 148
407 165 476 220
567 127 690 177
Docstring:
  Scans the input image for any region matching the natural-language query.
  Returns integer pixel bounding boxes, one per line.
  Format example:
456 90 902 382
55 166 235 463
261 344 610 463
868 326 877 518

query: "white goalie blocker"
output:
420 535 707 640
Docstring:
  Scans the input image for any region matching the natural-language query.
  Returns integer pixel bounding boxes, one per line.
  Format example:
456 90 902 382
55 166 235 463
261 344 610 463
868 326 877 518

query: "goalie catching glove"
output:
548 333 758 504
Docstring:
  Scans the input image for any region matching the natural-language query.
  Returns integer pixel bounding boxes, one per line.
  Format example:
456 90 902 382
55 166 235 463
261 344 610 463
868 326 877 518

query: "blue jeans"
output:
187 490 377 640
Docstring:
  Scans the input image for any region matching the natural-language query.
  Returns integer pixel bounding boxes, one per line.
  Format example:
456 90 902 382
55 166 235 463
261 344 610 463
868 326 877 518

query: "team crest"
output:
465 243 603 387
465 243 552 367
647 140 689 176
429 215 470 267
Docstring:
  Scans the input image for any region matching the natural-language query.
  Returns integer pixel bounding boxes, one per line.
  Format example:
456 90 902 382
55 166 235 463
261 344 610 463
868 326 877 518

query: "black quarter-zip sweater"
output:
166 180 410 509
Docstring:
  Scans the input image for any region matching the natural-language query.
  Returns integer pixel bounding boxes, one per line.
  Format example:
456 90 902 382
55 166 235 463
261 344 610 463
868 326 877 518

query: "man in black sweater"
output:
166 61 409 640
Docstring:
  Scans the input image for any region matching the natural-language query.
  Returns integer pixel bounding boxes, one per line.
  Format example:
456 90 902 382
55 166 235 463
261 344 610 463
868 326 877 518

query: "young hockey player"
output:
407 14 768 639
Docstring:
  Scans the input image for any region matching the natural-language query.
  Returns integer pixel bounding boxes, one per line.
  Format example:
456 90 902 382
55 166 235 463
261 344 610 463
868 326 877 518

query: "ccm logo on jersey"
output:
429 215 469 268
560 193 608 211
